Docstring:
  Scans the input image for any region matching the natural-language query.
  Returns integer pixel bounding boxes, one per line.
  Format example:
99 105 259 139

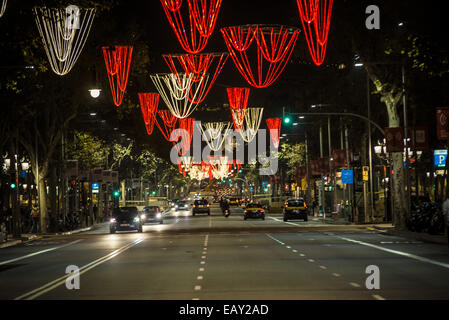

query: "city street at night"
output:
1 204 448 301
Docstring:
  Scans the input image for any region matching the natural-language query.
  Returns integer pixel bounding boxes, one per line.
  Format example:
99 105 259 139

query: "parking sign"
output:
434 150 448 168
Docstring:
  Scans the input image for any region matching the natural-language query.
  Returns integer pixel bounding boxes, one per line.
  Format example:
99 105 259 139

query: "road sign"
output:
362 166 369 181
434 149 448 168
341 170 354 184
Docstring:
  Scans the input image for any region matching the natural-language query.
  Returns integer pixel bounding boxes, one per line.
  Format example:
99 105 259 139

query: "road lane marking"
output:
332 273 341 277
199 268 205 272
0 240 83 266
337 236 449 270
319 266 327 270
194 286 202 291
372 294 386 300
202 256 206 259
350 282 361 288
197 276 203 280
15 238 143 300
308 259 315 263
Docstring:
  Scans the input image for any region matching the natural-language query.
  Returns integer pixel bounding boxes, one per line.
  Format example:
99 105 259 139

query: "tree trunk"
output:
38 175 48 234
49 165 58 232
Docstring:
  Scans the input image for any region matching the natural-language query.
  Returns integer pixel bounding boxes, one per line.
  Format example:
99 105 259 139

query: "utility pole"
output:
402 65 411 221
367 74 375 223
345 124 353 222
305 131 311 205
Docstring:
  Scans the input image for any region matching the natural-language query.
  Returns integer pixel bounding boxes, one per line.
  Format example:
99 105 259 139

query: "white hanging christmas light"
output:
239 107 264 143
1 0 7 17
34 6 96 76
150 73 207 119
199 122 232 152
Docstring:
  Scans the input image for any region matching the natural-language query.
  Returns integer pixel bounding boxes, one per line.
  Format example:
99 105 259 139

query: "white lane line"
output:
194 286 202 291
350 282 361 288
319 266 327 270
201 256 206 259
338 236 449 270
372 294 386 300
0 240 83 266
192 298 200 300
199 268 205 272
197 276 203 280
267 216 299 227
300 254 305 257
200 261 206 265
308 259 315 263
15 238 143 300
332 273 341 277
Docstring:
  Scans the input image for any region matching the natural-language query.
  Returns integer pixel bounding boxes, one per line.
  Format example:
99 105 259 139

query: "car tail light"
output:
244 210 248 213
207 204 210 208
260 209 264 213
193 205 196 208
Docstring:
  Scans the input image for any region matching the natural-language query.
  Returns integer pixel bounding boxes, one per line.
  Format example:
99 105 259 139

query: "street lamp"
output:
89 89 101 99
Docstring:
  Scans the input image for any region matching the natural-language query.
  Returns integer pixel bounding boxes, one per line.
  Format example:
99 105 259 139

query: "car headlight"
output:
156 213 162 218
110 218 116 223
140 214 146 220
175 205 178 209
134 217 140 222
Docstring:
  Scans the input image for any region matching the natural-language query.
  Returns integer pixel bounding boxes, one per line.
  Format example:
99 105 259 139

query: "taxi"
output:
283 198 308 222
244 203 265 220
229 197 241 206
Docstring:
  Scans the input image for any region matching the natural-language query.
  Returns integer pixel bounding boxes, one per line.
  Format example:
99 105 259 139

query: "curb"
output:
371 225 448 245
0 234 41 249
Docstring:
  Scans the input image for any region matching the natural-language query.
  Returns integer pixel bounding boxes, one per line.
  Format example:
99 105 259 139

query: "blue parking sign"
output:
434 150 448 168
341 170 354 184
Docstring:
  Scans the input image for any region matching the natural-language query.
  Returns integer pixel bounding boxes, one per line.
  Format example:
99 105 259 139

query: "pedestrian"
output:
30 203 40 234
93 204 98 223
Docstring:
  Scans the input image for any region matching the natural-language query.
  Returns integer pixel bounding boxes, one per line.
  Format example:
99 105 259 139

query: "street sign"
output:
362 166 369 181
434 149 448 168
341 170 354 184
92 183 99 194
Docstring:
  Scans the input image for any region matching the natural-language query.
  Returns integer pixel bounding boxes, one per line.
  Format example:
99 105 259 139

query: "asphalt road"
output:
0 205 448 300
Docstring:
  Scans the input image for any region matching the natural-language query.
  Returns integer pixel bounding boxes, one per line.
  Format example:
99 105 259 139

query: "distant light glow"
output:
89 89 101 98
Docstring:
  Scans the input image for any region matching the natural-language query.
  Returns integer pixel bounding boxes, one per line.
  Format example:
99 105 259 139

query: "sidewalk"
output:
0 222 108 249
370 224 448 245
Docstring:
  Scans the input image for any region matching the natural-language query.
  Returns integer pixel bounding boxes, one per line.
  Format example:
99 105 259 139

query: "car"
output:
110 207 143 233
175 201 189 211
141 206 163 224
283 198 308 222
244 203 265 220
229 197 240 206
192 199 210 216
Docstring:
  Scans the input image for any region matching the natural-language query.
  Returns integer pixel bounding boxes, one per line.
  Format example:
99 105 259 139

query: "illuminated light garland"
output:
155 110 178 141
163 52 228 103
199 122 232 152
138 93 160 135
227 87 250 131
221 25 300 88
296 0 333 66
172 118 195 156
239 107 264 143
1 0 7 17
266 118 281 148
102 46 133 107
160 0 223 54
178 156 194 176
150 73 206 119
34 6 96 76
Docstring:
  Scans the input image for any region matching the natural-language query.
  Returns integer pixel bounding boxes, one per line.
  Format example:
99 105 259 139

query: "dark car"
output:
283 199 308 222
244 203 265 220
141 206 163 224
175 201 189 211
192 200 210 216
110 207 143 233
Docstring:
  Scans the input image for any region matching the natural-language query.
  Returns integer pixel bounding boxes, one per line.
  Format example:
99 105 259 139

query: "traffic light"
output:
283 115 292 125
10 183 16 189
239 169 243 173
152 191 156 195
113 190 120 197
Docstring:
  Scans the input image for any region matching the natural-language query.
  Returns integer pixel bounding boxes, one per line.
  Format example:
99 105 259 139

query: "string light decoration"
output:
1 0 7 17
172 118 195 156
160 0 223 54
163 53 228 103
178 156 194 177
138 93 160 135
155 110 178 141
296 0 334 66
239 107 264 143
34 6 96 76
150 73 206 119
102 46 133 107
227 87 250 131
266 118 281 148
221 25 300 88
199 122 232 152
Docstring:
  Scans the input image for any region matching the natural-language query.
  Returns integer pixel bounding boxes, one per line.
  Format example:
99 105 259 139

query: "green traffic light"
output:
113 191 120 197
284 117 291 124
10 183 16 189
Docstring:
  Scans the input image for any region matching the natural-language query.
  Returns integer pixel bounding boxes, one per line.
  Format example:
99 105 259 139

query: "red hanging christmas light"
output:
296 0 333 66
155 110 178 141
138 93 160 135
227 87 250 131
221 25 300 88
160 0 223 54
172 118 195 156
163 52 228 103
266 118 281 149
102 46 133 107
